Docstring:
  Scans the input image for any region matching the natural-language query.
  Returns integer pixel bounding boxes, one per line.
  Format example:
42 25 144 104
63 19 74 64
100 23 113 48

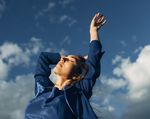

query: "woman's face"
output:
54 55 79 79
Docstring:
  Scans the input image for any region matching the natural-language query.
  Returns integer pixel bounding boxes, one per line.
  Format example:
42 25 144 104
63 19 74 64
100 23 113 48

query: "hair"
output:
73 55 88 78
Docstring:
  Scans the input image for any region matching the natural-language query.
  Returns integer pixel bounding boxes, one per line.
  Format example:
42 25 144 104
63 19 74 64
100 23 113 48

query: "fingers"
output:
97 15 104 22
101 19 106 26
94 13 102 22
90 12 106 30
96 13 106 26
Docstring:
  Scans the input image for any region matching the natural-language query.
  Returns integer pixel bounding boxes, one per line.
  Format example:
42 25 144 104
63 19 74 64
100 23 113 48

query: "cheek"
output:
63 64 75 75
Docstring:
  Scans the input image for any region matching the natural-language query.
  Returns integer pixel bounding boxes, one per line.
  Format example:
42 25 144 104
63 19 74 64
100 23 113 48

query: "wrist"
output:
90 29 99 41
90 28 98 34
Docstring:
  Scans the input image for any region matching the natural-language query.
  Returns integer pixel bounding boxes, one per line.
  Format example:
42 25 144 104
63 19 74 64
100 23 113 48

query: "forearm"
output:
90 29 98 41
35 52 61 77
89 12 106 43
90 29 102 46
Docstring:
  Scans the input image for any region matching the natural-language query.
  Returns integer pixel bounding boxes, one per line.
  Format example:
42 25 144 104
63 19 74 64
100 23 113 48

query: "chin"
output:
54 66 60 75
53 67 57 74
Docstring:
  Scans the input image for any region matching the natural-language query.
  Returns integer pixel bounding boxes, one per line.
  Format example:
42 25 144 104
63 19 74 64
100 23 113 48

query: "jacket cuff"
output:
89 40 105 55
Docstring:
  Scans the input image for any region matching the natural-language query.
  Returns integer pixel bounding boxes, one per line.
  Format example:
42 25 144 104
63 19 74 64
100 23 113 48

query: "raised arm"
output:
34 52 61 97
77 13 106 99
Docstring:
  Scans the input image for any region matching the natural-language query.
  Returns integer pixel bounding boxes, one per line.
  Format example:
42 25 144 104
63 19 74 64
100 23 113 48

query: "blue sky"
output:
0 0 150 119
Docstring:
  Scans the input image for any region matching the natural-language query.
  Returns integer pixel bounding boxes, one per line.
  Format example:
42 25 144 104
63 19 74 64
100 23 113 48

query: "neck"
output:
54 75 72 90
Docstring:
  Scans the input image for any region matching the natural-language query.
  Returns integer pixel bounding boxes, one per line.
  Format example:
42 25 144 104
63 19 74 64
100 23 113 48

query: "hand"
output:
90 12 106 32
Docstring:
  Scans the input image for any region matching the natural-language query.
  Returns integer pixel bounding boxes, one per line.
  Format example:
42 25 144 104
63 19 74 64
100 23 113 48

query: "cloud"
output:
58 14 77 27
0 41 32 80
0 0 6 18
90 44 150 119
133 46 143 54
34 1 77 27
0 37 54 68
121 98 150 119
35 1 56 20
24 37 44 55
59 14 68 23
0 37 43 71
91 75 127 119
101 77 127 90
0 37 69 119
0 73 34 119
0 42 30 66
44 2 56 12
113 45 150 102
112 55 123 65
59 35 71 46
58 0 74 8
0 59 9 80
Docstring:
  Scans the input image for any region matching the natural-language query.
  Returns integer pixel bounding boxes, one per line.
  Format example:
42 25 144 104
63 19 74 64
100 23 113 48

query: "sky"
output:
0 0 150 119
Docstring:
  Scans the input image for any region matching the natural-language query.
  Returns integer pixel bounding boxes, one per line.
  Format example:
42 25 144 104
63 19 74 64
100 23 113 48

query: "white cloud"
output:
113 44 150 119
102 77 127 90
0 37 46 68
26 37 44 55
90 44 150 119
0 42 30 66
91 76 127 119
58 14 77 26
113 57 130 77
0 42 22 59
58 0 74 8
0 41 32 80
0 73 34 119
34 1 77 27
35 1 56 20
112 55 122 65
113 45 150 102
68 19 77 27
59 35 71 46
0 70 60 119
0 59 9 80
43 2 56 12
59 14 68 23
133 46 143 54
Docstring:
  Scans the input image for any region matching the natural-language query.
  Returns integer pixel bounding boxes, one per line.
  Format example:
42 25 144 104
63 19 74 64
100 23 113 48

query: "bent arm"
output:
34 52 61 96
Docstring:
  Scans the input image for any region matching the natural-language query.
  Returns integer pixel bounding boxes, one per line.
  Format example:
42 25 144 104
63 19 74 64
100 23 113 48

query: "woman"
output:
25 12 106 119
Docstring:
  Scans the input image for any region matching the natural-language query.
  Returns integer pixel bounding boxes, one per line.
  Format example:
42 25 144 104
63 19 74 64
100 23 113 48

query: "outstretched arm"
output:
77 12 106 99
34 52 61 97
90 12 106 42
87 12 106 67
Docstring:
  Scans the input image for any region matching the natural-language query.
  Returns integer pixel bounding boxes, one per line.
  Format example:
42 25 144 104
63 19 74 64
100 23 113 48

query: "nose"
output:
60 56 67 63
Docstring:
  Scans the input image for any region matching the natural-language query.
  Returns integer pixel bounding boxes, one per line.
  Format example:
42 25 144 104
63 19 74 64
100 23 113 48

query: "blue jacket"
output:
25 40 105 119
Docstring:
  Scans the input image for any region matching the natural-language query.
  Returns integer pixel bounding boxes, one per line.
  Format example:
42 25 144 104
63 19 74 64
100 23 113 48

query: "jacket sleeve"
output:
77 40 105 99
34 52 61 97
